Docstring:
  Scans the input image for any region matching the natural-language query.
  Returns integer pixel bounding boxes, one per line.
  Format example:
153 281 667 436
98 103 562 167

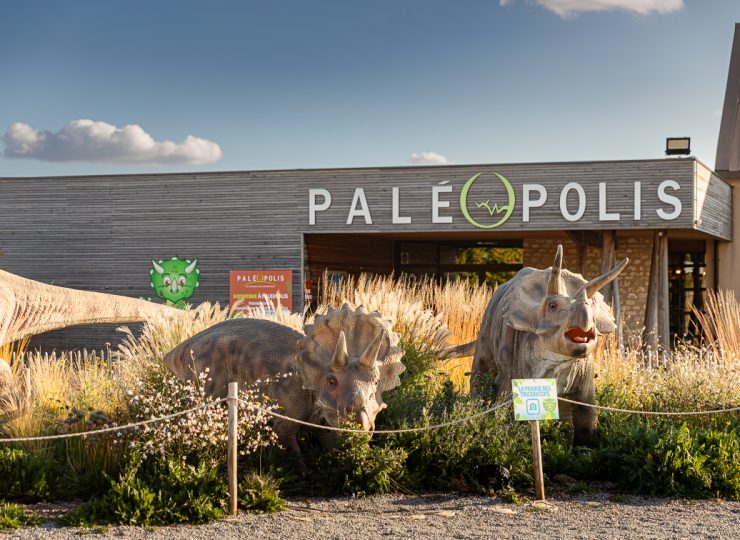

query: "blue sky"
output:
1 0 739 177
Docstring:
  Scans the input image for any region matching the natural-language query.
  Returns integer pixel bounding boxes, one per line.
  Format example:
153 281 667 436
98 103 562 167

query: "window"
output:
396 240 523 287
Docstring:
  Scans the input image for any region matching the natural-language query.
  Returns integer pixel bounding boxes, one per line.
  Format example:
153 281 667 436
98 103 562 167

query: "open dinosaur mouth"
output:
565 328 596 344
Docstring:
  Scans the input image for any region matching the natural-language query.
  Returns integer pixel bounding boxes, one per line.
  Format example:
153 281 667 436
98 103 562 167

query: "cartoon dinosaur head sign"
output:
150 257 199 308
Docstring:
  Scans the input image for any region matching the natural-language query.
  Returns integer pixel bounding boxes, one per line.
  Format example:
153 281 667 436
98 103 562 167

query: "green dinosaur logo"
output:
459 172 515 229
150 257 200 309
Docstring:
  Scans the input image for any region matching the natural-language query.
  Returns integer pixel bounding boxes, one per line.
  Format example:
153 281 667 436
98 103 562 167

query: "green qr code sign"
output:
512 379 559 421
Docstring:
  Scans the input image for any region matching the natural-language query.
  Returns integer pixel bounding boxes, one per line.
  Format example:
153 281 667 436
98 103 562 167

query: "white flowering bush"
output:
124 364 278 462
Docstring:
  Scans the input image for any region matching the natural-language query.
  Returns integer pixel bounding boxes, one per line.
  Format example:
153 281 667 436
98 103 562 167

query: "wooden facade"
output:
0 157 731 350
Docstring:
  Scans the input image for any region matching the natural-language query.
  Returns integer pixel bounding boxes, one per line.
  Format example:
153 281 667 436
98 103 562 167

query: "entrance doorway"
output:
668 241 707 340
395 240 523 287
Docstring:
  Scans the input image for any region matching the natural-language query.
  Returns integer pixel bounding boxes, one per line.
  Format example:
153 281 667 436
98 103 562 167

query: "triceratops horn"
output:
585 258 629 298
152 259 165 274
546 244 563 295
331 331 349 369
184 258 198 274
359 331 384 369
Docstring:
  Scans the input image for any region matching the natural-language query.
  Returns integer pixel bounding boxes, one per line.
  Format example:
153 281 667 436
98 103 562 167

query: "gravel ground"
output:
7 493 740 540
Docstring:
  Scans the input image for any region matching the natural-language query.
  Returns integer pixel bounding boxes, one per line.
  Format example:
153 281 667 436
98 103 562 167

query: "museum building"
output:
2 26 740 352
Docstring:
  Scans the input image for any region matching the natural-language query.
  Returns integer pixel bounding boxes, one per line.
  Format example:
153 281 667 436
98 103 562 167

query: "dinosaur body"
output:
0 268 179 347
164 304 405 460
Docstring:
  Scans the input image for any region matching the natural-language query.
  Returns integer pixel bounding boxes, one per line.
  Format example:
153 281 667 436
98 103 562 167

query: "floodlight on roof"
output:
666 137 691 156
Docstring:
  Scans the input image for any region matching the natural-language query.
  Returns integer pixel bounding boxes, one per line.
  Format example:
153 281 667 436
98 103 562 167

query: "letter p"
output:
309 189 332 225
522 184 547 223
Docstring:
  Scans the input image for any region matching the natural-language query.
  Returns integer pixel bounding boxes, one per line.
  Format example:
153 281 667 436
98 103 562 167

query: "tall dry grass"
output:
0 336 30 366
693 289 740 363
116 302 231 385
320 272 491 386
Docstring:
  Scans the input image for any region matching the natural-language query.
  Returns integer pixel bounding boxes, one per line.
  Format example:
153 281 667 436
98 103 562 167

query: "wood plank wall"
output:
0 158 728 351
695 161 733 239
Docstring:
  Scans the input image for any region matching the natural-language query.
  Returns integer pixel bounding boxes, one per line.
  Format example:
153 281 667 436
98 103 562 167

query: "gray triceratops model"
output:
441 245 628 445
163 304 405 461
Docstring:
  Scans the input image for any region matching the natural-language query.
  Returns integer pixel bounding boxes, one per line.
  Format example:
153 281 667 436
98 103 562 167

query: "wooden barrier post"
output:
530 419 545 501
228 382 238 516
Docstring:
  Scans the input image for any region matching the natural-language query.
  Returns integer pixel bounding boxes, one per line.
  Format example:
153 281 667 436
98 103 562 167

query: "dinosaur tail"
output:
437 340 478 360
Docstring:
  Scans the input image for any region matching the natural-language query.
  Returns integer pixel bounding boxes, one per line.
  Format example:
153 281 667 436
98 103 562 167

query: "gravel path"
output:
7 493 740 540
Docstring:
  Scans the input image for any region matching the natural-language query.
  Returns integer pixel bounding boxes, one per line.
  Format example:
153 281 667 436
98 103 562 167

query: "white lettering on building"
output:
308 178 685 226
347 188 373 225
432 182 453 224
522 184 547 223
656 180 682 220
309 188 331 225
599 182 620 221
559 182 586 222
392 187 411 224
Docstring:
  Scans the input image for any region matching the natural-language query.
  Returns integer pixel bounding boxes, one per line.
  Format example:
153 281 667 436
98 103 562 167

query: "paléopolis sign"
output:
307 171 686 230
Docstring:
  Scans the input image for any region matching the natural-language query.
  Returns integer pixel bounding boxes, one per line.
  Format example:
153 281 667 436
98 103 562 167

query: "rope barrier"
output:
241 398 514 434
0 393 735 444
0 398 228 443
558 397 740 416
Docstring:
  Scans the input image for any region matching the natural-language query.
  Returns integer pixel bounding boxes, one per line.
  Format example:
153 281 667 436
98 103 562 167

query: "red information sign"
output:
229 270 292 314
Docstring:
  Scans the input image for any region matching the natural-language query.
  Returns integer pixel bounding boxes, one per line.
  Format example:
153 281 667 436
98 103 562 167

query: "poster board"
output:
229 270 292 314
512 379 559 421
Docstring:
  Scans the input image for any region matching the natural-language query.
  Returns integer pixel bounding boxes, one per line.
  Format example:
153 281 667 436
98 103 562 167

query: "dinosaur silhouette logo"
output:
459 172 515 229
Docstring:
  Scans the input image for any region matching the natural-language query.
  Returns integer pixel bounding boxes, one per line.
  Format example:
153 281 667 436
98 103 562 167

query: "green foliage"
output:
541 414 740 500
55 410 126 498
318 374 531 496
317 427 408 497
0 501 43 530
239 472 286 513
397 339 439 378
65 455 228 526
0 448 61 502
597 417 740 499
397 391 531 492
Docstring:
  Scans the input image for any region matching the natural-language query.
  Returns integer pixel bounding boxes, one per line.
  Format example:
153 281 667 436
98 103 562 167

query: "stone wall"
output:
523 236 653 341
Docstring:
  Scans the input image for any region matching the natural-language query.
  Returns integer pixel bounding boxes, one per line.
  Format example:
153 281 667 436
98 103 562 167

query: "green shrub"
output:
316 427 408 497
0 500 43 529
0 447 61 502
398 393 531 492
398 339 439 378
65 454 228 526
239 472 286 513
597 416 740 499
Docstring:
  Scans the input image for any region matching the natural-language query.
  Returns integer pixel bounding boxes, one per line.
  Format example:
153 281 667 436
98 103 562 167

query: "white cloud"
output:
499 0 684 17
410 151 450 165
2 119 223 165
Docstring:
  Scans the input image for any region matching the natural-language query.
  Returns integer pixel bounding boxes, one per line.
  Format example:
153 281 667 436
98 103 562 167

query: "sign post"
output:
512 378 559 501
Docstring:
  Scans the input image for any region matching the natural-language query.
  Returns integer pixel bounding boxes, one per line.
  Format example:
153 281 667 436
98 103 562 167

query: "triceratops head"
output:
509 245 628 359
296 304 405 431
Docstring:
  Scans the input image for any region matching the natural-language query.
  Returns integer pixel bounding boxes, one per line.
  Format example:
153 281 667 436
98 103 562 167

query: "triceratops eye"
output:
548 301 558 311
178 276 186 286
327 375 338 387
163 277 172 286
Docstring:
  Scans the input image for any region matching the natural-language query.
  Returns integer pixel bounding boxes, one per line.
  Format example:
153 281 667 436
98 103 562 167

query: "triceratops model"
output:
443 245 627 445
163 304 405 460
